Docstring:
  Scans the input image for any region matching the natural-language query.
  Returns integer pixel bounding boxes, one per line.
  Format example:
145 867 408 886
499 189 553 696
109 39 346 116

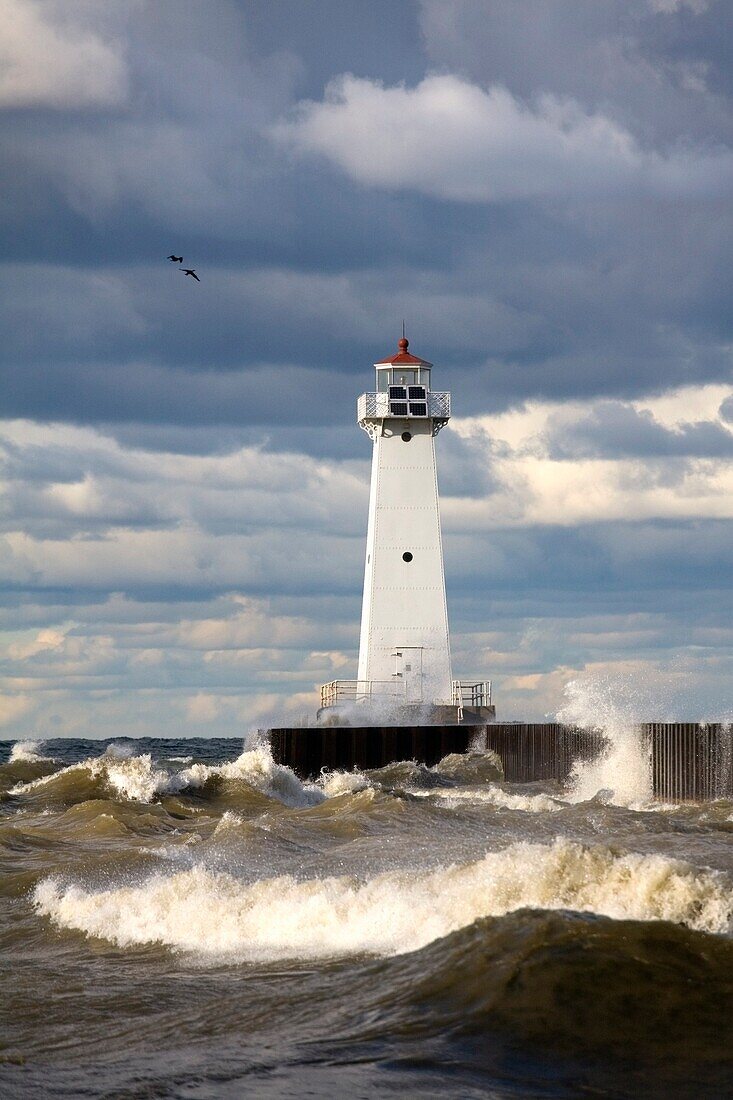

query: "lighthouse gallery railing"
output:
358 391 451 420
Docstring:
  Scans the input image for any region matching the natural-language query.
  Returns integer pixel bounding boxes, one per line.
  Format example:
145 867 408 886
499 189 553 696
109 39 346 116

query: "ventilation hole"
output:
402 552 413 562
401 431 412 442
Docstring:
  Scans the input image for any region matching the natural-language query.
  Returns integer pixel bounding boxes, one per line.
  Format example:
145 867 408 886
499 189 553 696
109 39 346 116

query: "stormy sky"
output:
1 0 732 738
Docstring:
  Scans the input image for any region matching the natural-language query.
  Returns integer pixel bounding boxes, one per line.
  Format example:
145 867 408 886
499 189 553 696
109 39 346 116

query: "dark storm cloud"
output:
544 401 733 458
0 0 731 431
445 519 733 601
419 0 733 144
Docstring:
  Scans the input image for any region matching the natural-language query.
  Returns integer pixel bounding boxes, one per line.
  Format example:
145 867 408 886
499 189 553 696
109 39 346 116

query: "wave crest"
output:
9 745 372 810
9 739 54 763
33 837 733 961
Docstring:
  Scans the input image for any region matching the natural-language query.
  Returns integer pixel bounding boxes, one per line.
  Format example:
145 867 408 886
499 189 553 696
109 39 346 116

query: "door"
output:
393 647 424 704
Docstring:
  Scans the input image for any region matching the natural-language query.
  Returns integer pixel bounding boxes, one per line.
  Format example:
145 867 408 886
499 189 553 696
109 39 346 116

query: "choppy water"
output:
2 733 733 1098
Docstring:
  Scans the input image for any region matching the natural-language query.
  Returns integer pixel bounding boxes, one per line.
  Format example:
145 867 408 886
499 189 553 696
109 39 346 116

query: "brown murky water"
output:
2 735 733 1098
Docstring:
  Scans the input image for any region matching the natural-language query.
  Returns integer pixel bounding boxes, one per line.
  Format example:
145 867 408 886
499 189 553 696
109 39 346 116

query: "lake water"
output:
1 733 732 1098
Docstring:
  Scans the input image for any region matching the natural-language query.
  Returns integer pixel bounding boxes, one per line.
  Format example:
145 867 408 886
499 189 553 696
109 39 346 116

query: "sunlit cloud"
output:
276 74 733 202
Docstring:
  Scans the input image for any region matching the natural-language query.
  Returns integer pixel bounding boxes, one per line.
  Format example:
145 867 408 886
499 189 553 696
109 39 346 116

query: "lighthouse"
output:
319 334 492 723
356 335 452 710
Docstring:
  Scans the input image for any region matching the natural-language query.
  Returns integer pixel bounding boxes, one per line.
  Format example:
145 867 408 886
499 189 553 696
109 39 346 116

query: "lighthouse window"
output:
408 386 426 400
401 431 412 442
390 401 409 416
402 552 413 562
409 402 427 417
389 385 407 400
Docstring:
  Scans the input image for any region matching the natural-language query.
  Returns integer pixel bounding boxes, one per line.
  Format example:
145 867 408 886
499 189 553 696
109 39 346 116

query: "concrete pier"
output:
268 721 733 800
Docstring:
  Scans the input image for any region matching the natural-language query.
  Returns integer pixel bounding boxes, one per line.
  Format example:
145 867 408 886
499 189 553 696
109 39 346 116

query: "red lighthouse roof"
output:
376 336 432 368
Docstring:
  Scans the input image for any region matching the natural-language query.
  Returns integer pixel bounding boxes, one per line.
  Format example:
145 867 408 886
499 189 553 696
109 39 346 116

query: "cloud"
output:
648 0 708 13
0 0 128 109
0 691 35 726
275 73 733 202
447 382 733 528
7 626 68 661
185 693 220 722
542 400 733 459
417 1 732 149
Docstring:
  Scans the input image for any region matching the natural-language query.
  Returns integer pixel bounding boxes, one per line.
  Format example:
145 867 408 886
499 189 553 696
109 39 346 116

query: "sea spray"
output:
557 675 653 805
33 837 733 961
9 739 55 763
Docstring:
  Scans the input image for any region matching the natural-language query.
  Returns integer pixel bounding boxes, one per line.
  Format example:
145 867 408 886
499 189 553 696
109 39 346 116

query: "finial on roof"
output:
398 321 408 353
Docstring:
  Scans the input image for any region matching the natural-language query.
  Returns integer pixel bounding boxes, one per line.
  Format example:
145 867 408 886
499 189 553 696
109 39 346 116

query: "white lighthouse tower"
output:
356 334 452 710
319 334 492 723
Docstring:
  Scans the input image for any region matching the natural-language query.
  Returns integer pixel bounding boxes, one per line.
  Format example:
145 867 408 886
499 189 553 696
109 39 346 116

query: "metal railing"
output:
320 679 407 710
322 678 492 712
357 391 451 421
452 680 492 709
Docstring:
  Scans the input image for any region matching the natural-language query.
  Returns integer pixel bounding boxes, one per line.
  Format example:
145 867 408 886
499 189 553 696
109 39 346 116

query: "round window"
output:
401 431 412 442
402 552 413 562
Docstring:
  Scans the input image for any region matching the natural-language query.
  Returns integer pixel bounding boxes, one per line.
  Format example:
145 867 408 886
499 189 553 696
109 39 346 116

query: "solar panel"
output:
390 401 408 416
409 402 427 417
389 385 407 400
408 386 425 400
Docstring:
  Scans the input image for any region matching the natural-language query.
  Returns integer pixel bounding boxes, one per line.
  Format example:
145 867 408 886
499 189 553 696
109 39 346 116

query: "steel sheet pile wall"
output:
270 725 476 778
486 723 733 797
649 723 732 801
269 721 733 799
483 724 605 784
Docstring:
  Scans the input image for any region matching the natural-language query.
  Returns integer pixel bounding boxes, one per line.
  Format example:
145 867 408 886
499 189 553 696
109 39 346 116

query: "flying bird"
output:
167 255 183 263
182 268 200 282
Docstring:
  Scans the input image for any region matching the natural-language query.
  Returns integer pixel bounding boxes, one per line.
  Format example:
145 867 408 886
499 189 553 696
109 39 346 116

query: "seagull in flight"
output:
167 255 183 263
182 268 200 282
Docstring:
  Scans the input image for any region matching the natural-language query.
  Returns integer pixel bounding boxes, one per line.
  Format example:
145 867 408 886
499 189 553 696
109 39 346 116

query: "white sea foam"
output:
557 676 653 806
33 838 733 961
177 745 325 808
435 786 563 813
100 754 179 802
317 770 372 797
9 753 184 802
8 739 54 763
10 744 329 808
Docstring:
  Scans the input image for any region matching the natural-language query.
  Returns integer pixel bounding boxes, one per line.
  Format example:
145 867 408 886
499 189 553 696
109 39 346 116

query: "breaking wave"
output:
557 676 653 806
33 837 733 961
1 740 59 791
434 786 563 813
432 751 504 784
9 739 54 763
8 745 379 810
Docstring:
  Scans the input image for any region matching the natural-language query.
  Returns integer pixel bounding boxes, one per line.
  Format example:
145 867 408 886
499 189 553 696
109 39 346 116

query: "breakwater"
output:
269 724 479 777
270 721 733 800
